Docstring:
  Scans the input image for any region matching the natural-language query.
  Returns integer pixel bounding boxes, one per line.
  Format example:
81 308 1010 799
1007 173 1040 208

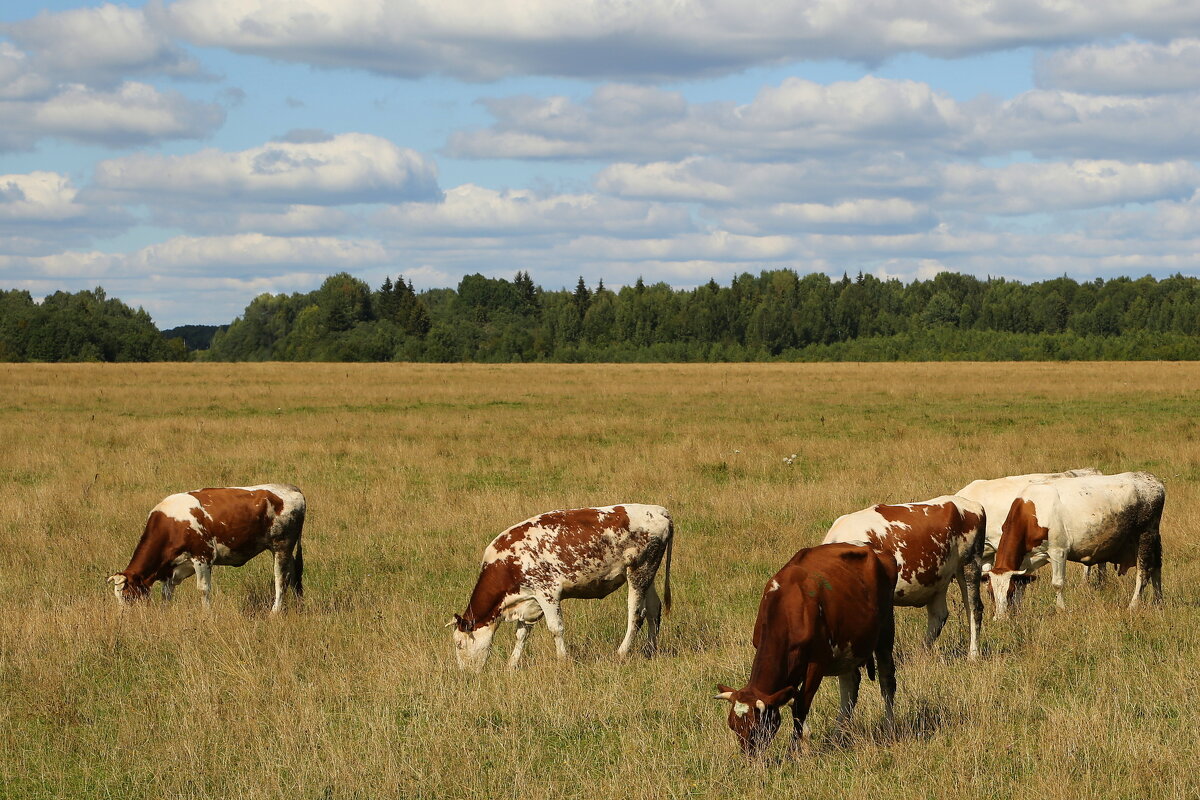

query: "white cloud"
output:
1037 38 1200 95
0 171 131 253
0 79 224 151
165 0 1200 80
92 132 440 204
376 183 690 236
720 198 936 235
453 76 1200 164
2 3 204 87
449 78 972 161
940 160 1200 214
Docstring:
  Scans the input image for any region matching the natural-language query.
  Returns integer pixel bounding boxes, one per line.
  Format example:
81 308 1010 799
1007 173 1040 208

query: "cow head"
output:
984 569 1036 620
106 573 150 604
715 683 793 756
450 613 498 672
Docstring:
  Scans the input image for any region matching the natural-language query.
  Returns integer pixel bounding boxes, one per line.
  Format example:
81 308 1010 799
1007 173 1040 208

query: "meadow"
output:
1 362 1198 800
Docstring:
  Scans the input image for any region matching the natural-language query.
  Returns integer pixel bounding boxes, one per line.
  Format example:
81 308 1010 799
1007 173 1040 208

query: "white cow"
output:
986 471 1164 619
450 504 673 671
822 496 986 659
956 469 1099 571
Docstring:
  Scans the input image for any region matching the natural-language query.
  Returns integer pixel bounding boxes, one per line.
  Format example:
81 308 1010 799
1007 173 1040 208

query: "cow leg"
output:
271 549 295 613
1085 562 1107 587
876 616 897 731
790 663 824 752
536 598 568 659
162 562 195 602
617 577 647 658
836 670 861 728
1049 547 1068 610
1131 518 1164 610
957 562 982 661
923 592 950 649
192 559 213 608
641 583 663 657
507 621 534 669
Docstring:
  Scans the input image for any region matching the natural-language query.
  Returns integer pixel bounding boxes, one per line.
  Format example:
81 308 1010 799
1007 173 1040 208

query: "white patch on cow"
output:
153 493 206 533
733 701 750 717
768 579 781 593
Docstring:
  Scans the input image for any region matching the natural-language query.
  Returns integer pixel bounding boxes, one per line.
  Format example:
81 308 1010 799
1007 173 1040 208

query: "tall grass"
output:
1 362 1197 799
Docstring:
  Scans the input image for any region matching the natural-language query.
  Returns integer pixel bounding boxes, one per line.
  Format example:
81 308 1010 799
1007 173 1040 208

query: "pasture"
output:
2 362 1198 799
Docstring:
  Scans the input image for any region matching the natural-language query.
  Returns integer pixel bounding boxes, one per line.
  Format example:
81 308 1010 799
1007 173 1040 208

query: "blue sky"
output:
1 2 1198 327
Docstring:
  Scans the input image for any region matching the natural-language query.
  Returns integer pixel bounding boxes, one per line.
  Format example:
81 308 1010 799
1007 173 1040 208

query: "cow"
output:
822 496 985 660
107 484 306 613
986 471 1164 619
955 469 1099 571
715 543 897 756
450 504 673 672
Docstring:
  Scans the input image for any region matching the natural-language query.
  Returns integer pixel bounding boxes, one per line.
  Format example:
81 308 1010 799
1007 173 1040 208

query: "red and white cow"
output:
822 496 986 659
451 504 673 671
987 471 1165 619
108 484 306 612
955 469 1098 571
715 543 897 756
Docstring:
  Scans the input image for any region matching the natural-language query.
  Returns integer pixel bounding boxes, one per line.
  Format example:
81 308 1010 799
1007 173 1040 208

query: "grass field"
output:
2 362 1198 800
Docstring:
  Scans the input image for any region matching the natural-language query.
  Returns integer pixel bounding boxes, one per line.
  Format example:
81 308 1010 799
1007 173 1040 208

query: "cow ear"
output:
763 686 794 708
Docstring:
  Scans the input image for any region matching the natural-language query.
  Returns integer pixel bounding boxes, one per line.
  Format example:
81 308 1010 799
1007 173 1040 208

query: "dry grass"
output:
1 362 1198 799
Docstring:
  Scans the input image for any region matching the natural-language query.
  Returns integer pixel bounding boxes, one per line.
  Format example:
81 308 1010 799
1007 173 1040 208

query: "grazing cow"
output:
955 469 1099 570
822 496 985 659
715 543 897 756
450 504 673 672
107 484 306 612
986 471 1164 619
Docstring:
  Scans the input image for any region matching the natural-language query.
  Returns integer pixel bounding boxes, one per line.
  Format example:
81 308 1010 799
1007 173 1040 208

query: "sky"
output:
2 2 1200 328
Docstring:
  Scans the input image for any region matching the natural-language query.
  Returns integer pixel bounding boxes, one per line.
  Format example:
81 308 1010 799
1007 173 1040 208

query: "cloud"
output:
164 0 1200 80
0 232 390 287
451 76 1200 165
0 171 132 253
597 155 938 205
2 3 205 87
92 132 441 204
376 183 690 236
448 78 972 161
1037 38 1200 95
940 160 1200 214
0 78 224 151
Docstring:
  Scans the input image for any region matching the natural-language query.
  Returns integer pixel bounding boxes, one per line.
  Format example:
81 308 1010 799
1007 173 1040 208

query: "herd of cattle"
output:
106 468 1165 756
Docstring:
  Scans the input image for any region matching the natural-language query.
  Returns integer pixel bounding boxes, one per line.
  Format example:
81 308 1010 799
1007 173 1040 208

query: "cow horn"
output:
714 691 733 701
445 619 458 628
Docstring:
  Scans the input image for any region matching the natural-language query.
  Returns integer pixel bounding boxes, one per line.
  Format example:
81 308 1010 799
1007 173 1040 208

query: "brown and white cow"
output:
451 504 673 671
955 469 1099 571
715 543 897 756
822 496 985 659
107 484 306 612
987 471 1164 619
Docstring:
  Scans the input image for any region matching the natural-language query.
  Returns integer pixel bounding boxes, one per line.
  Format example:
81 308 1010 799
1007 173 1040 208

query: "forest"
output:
2 270 1200 362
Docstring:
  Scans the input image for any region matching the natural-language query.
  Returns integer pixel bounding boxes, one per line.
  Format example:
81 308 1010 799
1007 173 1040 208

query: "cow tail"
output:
293 533 305 598
661 516 674 615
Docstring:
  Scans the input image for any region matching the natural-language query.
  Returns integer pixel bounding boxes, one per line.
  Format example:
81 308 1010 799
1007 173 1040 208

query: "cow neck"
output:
122 517 171 582
746 591 806 696
463 558 521 626
993 499 1038 573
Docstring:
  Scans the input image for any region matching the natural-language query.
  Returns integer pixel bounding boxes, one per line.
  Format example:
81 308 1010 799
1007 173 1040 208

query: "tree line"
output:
3 270 1200 362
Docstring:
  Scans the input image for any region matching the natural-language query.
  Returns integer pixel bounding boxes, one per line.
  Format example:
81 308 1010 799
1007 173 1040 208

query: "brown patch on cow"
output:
189 488 282 553
992 498 1049 574
872 502 965 587
460 555 524 630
